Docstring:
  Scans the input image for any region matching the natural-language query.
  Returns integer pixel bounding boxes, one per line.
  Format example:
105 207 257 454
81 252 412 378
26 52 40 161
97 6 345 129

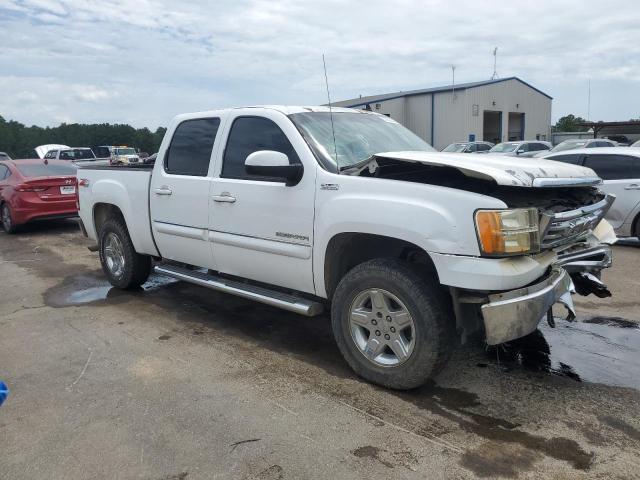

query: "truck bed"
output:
77 164 159 257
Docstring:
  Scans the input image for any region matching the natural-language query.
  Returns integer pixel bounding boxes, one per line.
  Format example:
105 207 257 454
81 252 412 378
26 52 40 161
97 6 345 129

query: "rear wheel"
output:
98 217 151 289
1 203 18 234
331 258 455 390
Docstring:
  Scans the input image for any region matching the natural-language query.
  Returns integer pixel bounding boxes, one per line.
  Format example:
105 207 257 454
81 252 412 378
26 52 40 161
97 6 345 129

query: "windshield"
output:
489 142 519 153
115 148 136 156
443 143 467 152
16 162 77 177
289 112 435 170
551 140 588 152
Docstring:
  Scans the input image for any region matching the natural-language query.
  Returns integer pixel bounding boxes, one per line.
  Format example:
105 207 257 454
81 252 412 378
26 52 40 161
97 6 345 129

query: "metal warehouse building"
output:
332 77 552 150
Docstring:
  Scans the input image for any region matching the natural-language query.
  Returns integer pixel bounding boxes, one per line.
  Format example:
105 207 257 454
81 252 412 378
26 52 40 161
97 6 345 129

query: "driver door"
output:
209 110 316 294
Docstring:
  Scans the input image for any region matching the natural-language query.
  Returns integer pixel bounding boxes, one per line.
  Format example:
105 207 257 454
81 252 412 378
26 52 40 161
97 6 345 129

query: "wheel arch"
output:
93 202 125 236
91 200 159 257
322 232 439 300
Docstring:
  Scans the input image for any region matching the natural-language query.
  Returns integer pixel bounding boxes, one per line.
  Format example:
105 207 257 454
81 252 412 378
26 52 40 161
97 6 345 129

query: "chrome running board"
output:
153 264 324 317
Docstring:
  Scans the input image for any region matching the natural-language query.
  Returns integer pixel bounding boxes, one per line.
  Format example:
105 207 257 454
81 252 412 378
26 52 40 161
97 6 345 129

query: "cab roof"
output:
175 105 379 119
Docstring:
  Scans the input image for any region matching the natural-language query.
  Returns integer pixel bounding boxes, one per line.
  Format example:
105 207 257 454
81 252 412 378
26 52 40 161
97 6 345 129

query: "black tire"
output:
1 203 18 234
331 258 455 390
98 217 151 289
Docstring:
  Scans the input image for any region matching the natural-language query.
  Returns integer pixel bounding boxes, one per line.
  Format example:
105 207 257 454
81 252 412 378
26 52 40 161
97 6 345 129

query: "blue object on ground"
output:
0 381 8 407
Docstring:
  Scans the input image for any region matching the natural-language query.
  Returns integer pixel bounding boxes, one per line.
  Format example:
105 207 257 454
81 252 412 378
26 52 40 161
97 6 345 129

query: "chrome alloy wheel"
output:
103 232 126 278
349 288 416 367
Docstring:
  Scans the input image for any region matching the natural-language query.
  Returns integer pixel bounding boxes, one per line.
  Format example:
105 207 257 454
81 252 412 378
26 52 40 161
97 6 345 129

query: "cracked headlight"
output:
475 208 540 256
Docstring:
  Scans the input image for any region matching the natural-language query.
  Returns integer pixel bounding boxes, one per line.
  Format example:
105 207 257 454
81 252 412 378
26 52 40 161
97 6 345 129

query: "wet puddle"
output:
490 316 640 390
44 272 177 307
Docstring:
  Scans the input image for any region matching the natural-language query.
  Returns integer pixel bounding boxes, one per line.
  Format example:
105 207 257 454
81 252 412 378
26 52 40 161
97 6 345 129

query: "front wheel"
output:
331 258 455 390
98 217 151 289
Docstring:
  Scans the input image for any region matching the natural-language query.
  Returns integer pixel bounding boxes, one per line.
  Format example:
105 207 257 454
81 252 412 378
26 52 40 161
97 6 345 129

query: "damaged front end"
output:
455 196 617 346
555 217 616 298
351 152 618 345
481 266 576 345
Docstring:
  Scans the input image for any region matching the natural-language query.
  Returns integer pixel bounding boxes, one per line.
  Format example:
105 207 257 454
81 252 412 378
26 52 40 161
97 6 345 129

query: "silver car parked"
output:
442 141 494 153
543 147 640 239
488 140 552 158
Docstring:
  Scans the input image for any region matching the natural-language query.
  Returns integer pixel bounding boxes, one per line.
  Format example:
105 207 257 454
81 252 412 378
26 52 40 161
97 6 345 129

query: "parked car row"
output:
538 138 617 156
443 140 552 157
443 138 620 158
33 144 145 165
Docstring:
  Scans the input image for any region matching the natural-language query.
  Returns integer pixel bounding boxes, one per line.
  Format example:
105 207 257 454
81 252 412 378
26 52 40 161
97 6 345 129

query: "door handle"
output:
154 187 173 195
212 193 236 203
624 184 640 190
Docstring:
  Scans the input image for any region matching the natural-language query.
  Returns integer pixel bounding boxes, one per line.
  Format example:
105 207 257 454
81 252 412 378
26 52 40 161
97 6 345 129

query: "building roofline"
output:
336 77 553 108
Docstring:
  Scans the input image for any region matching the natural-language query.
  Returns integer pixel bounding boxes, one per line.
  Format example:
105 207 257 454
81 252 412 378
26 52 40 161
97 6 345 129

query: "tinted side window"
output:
59 151 73 160
583 154 631 180
549 154 582 165
222 117 300 181
93 147 111 158
165 118 220 176
0 165 8 180
467 144 477 152
622 156 640 179
519 144 529 152
477 144 491 151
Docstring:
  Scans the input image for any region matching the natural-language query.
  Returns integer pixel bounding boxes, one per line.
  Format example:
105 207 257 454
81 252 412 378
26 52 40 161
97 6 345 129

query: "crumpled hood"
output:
375 151 601 187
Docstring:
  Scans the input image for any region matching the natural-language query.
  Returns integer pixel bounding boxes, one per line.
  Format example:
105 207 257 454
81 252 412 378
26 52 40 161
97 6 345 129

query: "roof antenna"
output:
322 54 338 163
491 47 499 80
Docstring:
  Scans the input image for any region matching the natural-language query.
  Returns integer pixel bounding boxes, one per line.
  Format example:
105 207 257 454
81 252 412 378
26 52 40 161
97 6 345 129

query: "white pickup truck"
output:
78 106 616 389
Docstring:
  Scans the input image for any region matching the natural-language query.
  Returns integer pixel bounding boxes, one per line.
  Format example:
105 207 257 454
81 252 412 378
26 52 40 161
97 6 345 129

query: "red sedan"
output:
0 159 78 233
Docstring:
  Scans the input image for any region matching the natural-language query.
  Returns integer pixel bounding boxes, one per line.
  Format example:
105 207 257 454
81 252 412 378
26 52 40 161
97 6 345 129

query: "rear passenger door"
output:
150 115 224 268
209 109 316 294
582 154 640 230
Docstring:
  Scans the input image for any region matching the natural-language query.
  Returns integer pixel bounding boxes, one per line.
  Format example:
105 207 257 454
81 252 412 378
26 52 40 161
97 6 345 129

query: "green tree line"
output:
0 114 166 158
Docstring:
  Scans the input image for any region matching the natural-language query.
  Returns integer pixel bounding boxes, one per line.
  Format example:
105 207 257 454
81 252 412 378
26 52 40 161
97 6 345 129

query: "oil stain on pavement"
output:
489 317 640 390
43 271 177 307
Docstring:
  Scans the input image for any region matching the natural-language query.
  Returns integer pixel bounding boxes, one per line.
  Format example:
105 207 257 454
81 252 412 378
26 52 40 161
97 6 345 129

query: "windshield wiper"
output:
339 155 377 175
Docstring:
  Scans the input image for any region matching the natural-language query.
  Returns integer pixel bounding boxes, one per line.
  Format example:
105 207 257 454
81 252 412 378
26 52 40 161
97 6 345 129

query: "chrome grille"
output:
540 194 614 249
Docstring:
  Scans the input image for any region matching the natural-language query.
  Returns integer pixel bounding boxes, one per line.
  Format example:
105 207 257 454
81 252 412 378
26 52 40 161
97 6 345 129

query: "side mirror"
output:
245 150 303 186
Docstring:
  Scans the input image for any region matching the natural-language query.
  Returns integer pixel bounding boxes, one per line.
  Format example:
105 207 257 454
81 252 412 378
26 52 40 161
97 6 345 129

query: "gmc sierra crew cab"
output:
77 106 616 389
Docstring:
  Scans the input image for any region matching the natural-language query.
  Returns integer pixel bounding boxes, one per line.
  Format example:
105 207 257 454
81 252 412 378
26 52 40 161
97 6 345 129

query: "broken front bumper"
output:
481 266 575 345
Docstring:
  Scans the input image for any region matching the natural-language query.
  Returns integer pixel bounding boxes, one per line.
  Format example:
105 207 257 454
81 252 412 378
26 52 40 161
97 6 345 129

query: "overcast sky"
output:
1 0 639 129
